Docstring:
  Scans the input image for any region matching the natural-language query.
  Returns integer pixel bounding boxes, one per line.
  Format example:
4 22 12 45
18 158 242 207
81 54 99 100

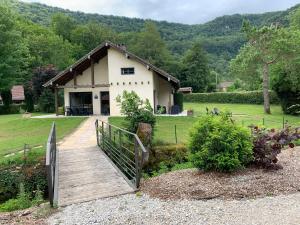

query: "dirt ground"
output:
0 203 57 225
141 147 300 200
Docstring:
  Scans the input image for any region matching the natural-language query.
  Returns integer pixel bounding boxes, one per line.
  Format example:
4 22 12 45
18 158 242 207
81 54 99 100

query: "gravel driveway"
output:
48 193 300 225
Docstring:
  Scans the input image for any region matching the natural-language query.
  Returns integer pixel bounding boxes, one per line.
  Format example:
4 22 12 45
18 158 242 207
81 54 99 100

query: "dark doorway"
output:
100 92 110 115
68 92 93 115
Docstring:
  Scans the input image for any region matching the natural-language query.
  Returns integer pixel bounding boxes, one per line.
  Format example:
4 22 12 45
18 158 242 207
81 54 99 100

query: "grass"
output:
0 114 86 157
109 103 300 144
185 103 300 129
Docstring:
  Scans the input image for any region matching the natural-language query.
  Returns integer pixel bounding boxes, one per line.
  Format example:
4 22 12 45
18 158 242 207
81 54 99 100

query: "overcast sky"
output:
21 0 300 24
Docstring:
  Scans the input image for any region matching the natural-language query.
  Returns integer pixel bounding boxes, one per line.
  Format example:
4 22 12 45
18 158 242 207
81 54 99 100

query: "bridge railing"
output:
95 119 148 188
46 122 58 207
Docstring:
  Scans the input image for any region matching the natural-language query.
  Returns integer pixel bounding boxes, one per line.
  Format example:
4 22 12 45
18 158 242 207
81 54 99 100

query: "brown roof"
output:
11 85 25 101
43 41 180 88
0 85 25 101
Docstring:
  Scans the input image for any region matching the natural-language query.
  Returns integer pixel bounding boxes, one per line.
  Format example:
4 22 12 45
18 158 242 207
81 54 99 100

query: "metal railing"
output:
46 122 58 207
95 120 149 188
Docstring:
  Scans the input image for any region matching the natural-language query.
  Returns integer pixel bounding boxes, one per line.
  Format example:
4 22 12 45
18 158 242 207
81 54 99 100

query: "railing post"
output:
134 138 140 188
101 121 104 149
95 119 99 146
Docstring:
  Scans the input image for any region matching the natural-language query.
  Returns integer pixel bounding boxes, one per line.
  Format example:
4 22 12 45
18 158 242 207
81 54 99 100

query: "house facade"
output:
44 41 180 116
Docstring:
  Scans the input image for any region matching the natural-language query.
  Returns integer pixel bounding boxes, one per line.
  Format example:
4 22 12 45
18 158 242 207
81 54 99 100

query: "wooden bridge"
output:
46 117 147 207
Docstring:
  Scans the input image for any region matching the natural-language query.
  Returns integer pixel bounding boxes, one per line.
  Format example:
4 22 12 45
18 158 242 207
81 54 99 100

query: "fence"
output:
95 120 148 188
46 122 58 207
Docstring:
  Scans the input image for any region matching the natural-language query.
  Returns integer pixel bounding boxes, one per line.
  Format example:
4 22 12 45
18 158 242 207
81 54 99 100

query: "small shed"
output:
178 87 192 94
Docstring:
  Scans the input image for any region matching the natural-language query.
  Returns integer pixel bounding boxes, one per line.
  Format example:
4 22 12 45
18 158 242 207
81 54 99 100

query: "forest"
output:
0 0 299 114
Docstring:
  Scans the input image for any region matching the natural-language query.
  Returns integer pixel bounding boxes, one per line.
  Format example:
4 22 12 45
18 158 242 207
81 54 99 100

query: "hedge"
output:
0 104 26 115
183 91 280 105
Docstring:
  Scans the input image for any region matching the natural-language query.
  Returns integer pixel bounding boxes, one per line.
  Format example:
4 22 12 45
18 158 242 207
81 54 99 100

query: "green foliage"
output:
24 87 34 112
0 184 32 212
0 147 47 204
174 92 183 112
70 22 117 56
180 42 211 92
0 5 31 91
189 115 253 172
0 104 26 115
38 89 55 113
143 144 188 176
131 21 173 70
0 89 12 107
116 91 156 133
51 13 76 41
184 91 279 104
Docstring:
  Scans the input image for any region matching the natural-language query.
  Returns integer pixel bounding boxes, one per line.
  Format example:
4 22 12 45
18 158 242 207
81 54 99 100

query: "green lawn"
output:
109 103 300 144
0 114 86 157
185 103 300 128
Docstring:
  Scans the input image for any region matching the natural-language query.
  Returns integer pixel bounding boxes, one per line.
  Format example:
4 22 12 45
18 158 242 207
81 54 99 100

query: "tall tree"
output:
180 42 211 92
231 21 300 114
132 21 172 69
70 22 117 56
0 5 30 102
51 13 76 41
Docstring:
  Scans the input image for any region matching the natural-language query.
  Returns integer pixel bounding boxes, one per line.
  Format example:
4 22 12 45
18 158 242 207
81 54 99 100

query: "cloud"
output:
21 0 300 24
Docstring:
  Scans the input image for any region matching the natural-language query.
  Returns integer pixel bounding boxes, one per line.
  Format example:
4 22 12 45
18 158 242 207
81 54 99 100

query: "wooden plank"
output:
57 117 134 207
54 88 58 116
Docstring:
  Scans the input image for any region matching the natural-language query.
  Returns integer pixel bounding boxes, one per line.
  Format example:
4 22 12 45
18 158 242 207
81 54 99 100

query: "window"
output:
121 67 135 75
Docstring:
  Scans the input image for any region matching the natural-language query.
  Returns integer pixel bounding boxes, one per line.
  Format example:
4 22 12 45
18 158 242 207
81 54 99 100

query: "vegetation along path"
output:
57 116 134 206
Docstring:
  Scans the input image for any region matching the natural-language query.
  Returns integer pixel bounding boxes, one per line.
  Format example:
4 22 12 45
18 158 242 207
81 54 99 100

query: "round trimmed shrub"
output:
189 115 253 172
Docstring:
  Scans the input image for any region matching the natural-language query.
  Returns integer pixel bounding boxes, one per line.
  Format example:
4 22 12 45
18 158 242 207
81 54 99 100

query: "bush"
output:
0 104 26 115
116 91 156 133
143 143 188 175
189 115 253 172
184 91 280 104
0 148 47 203
174 92 183 112
0 184 31 212
251 126 300 169
39 89 55 113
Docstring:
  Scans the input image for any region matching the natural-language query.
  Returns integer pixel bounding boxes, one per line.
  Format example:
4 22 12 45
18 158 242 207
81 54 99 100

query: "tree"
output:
70 22 117 56
0 5 31 105
231 21 300 114
22 22 75 70
39 89 55 113
51 13 76 41
180 42 211 92
131 21 172 69
31 65 58 102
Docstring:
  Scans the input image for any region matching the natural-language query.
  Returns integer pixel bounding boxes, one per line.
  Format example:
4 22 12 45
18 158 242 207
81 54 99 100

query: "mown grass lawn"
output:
109 103 300 144
185 103 300 128
0 114 86 157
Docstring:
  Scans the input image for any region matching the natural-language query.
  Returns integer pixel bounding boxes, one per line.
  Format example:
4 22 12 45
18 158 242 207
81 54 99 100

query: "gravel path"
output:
48 193 300 225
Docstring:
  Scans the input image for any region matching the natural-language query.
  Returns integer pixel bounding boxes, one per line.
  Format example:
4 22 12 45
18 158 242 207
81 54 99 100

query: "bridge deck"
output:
57 117 134 207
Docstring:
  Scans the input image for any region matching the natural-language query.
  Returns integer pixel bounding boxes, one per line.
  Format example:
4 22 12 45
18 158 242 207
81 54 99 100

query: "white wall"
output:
63 55 109 115
107 48 155 116
62 48 175 116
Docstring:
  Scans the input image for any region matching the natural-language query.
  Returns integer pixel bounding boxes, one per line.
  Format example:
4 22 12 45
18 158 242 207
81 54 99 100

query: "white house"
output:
43 41 180 116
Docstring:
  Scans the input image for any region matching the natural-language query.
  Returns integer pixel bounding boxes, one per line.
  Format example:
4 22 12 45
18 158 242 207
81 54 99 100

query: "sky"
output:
21 0 300 24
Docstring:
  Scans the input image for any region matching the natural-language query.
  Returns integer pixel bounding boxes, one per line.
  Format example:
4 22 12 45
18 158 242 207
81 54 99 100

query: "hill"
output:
4 0 300 79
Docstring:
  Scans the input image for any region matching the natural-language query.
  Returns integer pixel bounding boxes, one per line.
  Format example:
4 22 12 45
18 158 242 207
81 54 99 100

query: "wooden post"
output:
54 88 58 116
73 71 77 88
175 125 177 144
91 58 95 88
